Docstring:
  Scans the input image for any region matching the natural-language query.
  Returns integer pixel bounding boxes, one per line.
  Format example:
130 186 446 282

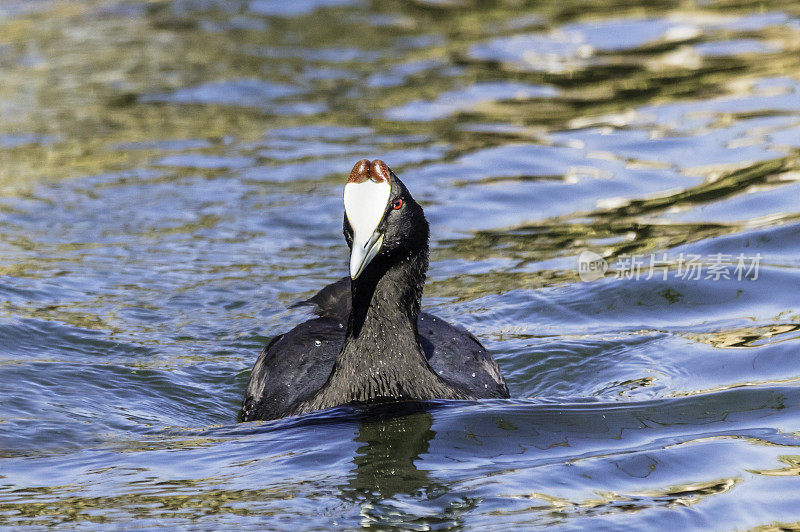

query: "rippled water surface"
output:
2 0 800 528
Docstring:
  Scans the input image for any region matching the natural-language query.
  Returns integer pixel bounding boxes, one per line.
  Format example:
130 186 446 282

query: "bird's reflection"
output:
347 403 436 497
338 402 477 527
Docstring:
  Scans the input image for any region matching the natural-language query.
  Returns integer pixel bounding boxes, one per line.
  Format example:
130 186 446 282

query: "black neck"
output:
300 243 464 413
338 245 431 391
348 245 427 342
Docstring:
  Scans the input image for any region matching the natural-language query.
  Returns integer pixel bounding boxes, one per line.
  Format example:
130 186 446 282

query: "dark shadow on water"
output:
339 402 478 528
345 406 437 498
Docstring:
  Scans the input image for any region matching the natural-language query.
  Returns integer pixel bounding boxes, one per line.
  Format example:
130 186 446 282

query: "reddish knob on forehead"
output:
347 159 391 184
348 158 371 183
370 159 391 183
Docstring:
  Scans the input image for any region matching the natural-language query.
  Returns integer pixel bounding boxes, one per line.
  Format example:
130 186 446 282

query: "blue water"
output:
1 0 800 528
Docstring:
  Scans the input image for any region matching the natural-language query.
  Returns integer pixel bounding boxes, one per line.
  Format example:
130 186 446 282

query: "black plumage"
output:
239 160 508 422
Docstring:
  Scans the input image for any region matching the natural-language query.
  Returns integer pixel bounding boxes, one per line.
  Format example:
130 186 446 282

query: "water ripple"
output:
1 0 800 527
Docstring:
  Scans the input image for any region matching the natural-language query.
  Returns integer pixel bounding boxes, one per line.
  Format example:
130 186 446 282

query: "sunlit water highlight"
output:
1 0 800 528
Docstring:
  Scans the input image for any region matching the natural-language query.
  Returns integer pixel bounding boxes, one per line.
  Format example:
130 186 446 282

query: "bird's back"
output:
240 278 508 421
239 317 344 421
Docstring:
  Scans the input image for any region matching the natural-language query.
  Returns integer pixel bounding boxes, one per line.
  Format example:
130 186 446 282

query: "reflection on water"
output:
1 0 800 528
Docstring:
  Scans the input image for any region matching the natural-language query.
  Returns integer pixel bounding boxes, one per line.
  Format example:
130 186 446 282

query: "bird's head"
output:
343 159 428 280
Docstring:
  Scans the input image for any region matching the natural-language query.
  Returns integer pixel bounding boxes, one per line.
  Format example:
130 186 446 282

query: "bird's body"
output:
239 159 509 422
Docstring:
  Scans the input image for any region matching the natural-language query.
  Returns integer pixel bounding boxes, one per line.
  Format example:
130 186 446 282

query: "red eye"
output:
391 198 404 210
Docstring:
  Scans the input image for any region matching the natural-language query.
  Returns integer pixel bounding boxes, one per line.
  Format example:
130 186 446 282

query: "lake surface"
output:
2 0 800 528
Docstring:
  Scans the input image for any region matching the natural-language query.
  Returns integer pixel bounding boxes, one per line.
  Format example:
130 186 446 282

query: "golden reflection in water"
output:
685 323 800 349
750 455 800 477
1 0 800 527
511 477 737 519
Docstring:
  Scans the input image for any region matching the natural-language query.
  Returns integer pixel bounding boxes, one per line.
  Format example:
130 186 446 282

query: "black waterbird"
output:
239 159 508 421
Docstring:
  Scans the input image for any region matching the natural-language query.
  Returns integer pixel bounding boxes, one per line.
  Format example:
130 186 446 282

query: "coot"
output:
239 159 509 422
